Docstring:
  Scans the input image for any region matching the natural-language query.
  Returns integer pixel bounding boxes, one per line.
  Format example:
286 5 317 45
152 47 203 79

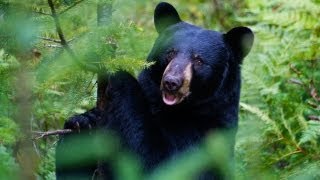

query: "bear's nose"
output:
163 75 182 92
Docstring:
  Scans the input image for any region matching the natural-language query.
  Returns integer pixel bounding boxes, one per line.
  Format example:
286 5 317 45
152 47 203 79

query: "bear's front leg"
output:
103 71 167 173
55 108 101 180
105 71 152 149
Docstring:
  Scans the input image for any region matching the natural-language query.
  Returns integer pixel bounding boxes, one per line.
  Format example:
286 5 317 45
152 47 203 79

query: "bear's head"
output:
146 2 254 106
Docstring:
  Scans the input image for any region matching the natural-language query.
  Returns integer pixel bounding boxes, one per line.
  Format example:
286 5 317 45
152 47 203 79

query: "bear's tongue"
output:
163 92 178 105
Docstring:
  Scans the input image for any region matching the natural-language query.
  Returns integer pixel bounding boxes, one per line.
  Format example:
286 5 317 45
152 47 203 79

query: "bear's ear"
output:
154 2 181 33
224 26 254 62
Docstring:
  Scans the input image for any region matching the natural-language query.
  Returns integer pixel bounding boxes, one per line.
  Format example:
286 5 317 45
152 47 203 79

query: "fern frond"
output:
299 120 320 145
240 102 282 137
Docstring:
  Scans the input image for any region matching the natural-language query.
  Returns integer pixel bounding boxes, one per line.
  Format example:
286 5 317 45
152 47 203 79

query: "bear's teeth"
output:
163 92 178 105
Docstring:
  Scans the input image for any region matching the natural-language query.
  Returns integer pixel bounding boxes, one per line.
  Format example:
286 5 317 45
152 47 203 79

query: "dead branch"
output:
288 78 304 86
289 64 302 76
33 129 73 140
308 115 320 121
40 36 75 44
310 83 320 102
307 101 318 108
45 44 63 48
39 36 62 43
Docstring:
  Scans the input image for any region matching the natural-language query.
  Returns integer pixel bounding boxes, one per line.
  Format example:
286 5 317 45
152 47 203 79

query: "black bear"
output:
56 2 254 179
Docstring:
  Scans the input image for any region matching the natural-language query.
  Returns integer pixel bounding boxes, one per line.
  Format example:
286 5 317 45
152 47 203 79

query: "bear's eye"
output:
192 54 203 66
166 49 177 63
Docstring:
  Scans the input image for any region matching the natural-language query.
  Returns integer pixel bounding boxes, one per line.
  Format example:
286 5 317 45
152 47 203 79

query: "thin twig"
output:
288 78 304 86
310 86 320 102
39 36 62 43
67 38 75 43
289 64 302 76
45 44 63 48
40 36 75 44
59 0 86 15
33 129 73 140
307 101 318 108
308 115 320 121
33 10 52 16
277 150 302 161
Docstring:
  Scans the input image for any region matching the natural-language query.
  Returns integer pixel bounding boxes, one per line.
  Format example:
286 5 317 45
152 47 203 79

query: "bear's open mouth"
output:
162 92 179 105
162 91 188 105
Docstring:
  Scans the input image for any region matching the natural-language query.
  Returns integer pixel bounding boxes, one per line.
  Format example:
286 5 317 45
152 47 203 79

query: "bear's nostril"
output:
165 81 177 91
164 76 182 91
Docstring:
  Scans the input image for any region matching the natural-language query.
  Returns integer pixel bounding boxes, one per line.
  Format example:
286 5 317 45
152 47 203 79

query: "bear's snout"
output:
160 60 192 105
163 75 182 92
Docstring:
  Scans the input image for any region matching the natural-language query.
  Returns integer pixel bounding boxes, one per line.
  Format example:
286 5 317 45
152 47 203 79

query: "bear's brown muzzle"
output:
161 58 192 105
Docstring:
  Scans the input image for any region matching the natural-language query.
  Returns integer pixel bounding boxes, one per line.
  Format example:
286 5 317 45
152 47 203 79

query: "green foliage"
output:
0 50 19 117
0 145 19 179
37 147 56 180
57 131 142 180
299 120 320 145
149 132 233 180
0 1 38 56
57 131 233 180
1 0 320 179
0 117 19 145
1 0 155 178
237 0 320 178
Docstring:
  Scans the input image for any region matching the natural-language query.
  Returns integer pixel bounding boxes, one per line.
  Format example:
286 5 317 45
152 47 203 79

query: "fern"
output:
299 120 320 145
240 102 281 137
237 0 320 178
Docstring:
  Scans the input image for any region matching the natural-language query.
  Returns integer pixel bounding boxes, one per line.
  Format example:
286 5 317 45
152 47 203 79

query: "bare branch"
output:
289 64 302 76
67 37 75 43
39 36 75 44
308 115 320 121
39 36 62 43
33 129 73 140
45 44 63 48
288 78 304 86
307 101 318 108
310 87 320 102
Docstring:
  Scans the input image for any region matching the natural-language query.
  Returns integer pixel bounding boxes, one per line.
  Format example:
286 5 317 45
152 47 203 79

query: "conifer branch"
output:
47 0 99 73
